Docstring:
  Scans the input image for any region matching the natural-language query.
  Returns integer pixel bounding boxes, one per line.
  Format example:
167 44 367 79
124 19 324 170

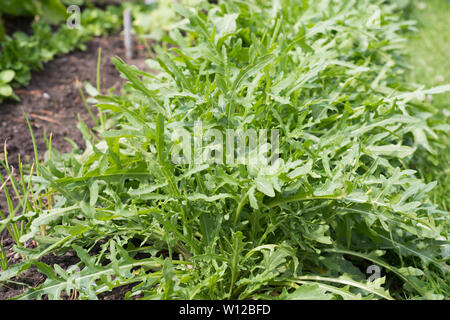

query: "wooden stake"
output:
123 9 133 60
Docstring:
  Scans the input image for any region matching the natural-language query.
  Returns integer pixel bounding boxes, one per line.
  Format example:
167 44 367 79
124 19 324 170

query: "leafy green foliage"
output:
0 0 67 24
0 5 124 101
0 69 19 102
0 1 198 103
406 0 450 212
0 0 449 300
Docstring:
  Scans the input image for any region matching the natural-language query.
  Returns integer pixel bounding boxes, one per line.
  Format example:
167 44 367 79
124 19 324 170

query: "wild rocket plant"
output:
0 0 449 299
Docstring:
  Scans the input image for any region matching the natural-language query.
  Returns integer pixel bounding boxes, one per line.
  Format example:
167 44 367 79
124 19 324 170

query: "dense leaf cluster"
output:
0 0 448 299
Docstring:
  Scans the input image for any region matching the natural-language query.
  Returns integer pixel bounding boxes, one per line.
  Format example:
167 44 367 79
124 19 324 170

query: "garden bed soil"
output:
0 34 148 300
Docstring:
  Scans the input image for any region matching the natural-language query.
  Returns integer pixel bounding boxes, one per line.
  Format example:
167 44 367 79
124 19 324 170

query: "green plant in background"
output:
0 0 449 300
406 0 450 212
0 23 5 41
131 0 205 40
0 1 198 103
61 0 86 6
0 4 125 101
0 70 19 102
0 0 67 23
0 0 67 40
